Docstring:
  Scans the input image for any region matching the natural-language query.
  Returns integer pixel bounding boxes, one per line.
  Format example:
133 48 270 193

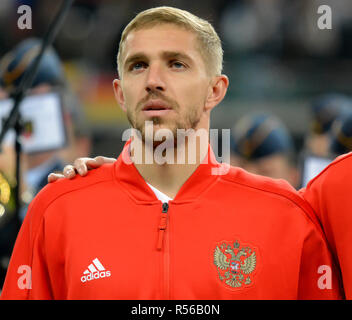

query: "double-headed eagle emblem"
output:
213 240 257 289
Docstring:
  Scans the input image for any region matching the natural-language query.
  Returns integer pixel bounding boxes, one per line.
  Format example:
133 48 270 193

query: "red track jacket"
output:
0 141 343 299
302 152 352 298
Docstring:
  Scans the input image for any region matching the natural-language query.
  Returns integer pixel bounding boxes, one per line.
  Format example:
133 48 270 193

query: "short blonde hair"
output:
117 6 223 77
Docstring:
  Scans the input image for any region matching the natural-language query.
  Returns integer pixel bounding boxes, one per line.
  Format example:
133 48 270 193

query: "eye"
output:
130 62 147 71
170 60 186 69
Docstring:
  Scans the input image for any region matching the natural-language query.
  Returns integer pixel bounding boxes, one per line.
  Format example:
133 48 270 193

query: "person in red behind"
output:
300 152 352 299
1 7 343 299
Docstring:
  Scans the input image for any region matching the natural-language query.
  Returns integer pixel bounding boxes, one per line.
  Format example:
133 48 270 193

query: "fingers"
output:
86 156 116 168
47 165 76 183
47 173 65 183
48 156 117 184
73 158 90 176
63 165 78 178
70 156 114 175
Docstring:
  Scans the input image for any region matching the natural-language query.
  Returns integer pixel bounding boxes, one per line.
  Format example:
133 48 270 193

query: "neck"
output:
130 129 209 199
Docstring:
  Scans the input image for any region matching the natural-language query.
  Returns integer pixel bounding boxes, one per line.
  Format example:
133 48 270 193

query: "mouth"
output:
142 100 173 116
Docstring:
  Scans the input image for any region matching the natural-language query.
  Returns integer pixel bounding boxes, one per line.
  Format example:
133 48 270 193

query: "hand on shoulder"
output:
47 156 116 183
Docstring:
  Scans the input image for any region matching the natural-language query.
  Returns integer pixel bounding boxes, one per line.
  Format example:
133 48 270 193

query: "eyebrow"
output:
124 53 148 71
123 51 193 71
161 51 193 63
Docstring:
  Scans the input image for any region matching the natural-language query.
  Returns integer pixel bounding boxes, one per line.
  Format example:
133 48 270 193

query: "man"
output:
0 38 73 220
299 95 352 188
230 112 299 188
330 112 352 156
301 113 352 299
1 7 342 299
301 152 352 298
304 93 352 158
0 38 67 288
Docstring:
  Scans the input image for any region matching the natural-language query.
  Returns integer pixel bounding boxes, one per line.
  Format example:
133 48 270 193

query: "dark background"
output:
1 0 351 157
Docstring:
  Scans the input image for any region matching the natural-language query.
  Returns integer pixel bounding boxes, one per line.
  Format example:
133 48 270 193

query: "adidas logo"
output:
80 258 111 283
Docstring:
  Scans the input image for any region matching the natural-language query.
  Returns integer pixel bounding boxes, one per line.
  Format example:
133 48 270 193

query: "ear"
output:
205 75 229 111
112 79 126 112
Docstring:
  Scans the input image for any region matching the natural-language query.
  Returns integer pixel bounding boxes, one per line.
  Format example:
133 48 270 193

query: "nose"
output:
145 63 165 93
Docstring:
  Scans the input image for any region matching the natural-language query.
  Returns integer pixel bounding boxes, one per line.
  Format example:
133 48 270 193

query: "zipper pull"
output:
157 202 169 250
162 202 169 213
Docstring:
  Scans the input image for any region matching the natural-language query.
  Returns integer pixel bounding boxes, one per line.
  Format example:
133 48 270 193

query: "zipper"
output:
157 202 169 250
157 202 170 299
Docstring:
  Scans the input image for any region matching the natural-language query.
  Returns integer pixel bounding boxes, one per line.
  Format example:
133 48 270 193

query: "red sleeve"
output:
297 224 343 299
0 198 53 299
301 153 352 299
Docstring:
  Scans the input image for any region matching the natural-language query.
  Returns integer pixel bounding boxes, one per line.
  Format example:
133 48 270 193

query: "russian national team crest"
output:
213 240 259 289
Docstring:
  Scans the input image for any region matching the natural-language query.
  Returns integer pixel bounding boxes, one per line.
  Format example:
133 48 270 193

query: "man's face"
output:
114 24 213 140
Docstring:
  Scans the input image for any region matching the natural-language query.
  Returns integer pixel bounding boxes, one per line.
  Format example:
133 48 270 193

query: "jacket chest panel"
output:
58 201 300 299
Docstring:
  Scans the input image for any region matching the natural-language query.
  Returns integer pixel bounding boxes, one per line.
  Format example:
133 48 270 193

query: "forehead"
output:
122 24 201 62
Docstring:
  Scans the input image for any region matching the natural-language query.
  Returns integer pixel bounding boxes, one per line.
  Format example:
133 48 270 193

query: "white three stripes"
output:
83 258 105 274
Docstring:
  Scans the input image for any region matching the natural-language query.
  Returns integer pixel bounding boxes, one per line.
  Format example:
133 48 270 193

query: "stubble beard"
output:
126 101 203 148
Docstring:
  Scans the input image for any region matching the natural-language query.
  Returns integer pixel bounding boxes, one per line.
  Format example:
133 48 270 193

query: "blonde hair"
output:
117 6 223 77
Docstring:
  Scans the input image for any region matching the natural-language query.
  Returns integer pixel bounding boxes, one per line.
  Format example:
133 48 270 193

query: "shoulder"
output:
220 165 320 227
24 163 116 228
221 165 300 201
302 152 352 210
306 152 352 189
39 162 115 202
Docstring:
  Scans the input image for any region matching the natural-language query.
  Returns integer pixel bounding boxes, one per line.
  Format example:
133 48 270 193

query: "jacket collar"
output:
113 139 225 204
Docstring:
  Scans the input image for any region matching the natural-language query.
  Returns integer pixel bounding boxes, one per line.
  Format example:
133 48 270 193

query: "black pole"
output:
13 117 23 229
0 0 75 145
0 0 74 229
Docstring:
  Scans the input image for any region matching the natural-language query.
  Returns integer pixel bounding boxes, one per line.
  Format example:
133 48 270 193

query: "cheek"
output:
121 86 137 110
177 81 208 108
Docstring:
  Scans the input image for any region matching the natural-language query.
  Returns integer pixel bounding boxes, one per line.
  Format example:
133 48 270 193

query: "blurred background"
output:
0 0 351 157
0 0 352 289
